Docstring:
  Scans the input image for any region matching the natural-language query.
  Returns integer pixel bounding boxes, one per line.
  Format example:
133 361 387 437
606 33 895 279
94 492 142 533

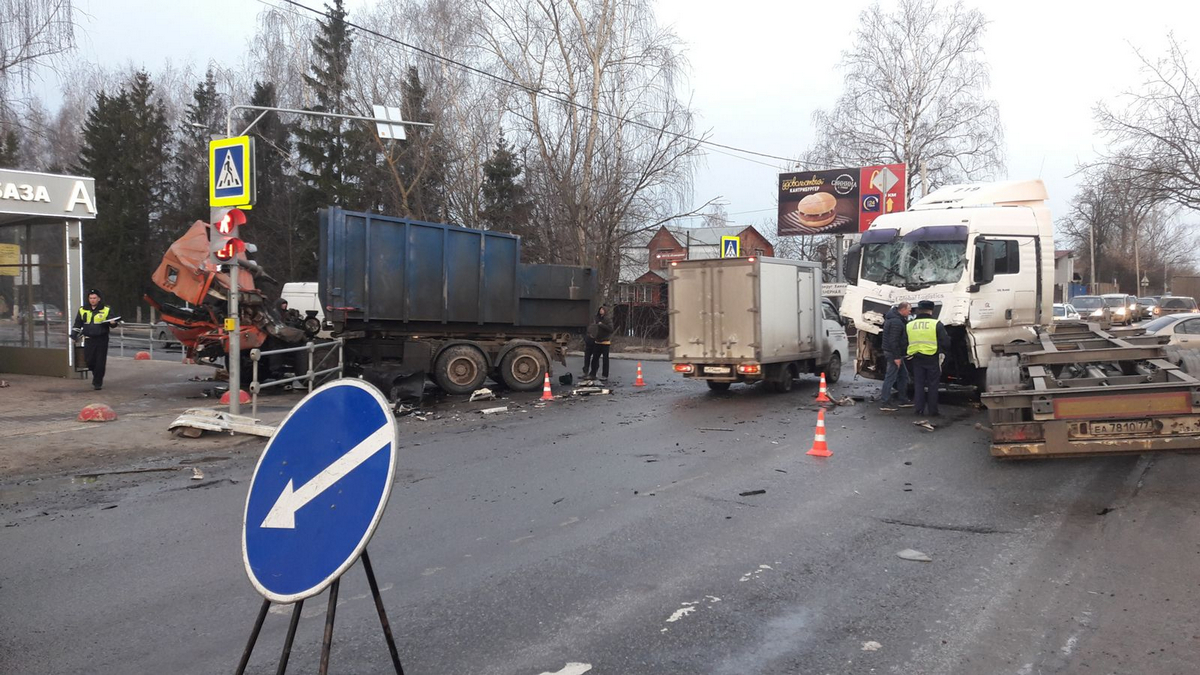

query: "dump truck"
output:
982 321 1200 458
319 207 596 396
668 257 849 392
149 208 596 397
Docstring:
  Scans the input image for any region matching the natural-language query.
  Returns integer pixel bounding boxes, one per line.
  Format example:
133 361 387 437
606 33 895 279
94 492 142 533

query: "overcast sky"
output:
50 0 1200 231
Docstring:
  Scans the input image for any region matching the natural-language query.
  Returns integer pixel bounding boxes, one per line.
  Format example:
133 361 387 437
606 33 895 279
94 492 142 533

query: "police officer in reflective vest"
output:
905 300 950 416
72 289 119 390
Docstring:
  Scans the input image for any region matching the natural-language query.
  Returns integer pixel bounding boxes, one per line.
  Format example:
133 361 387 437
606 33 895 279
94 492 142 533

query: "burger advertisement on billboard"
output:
778 163 907 236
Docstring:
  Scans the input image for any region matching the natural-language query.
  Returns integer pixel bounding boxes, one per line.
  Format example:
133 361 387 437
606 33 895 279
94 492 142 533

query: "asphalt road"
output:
2 359 1198 674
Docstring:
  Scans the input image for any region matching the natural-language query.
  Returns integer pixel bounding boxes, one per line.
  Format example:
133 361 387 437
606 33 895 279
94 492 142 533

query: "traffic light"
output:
210 208 247 267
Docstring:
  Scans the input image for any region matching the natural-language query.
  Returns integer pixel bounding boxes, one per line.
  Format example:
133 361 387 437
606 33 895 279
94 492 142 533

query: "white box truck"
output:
668 257 849 392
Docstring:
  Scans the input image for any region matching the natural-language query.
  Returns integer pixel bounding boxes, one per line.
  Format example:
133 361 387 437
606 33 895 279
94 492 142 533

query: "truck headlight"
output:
1091 309 1104 317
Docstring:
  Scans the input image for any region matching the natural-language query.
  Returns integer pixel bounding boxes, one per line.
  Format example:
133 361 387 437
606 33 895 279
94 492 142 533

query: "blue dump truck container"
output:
319 207 596 396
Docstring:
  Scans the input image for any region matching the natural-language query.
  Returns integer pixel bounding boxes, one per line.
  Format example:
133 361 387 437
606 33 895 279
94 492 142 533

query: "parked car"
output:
1070 295 1112 325
1053 303 1081 321
1101 293 1137 325
1137 297 1159 319
18 303 64 324
1157 296 1199 316
1056 303 1081 320
153 321 181 349
1141 313 1200 347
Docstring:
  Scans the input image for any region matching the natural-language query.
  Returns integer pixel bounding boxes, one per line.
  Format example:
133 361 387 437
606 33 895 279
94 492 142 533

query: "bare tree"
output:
0 0 75 107
1057 161 1198 292
1096 34 1200 213
471 0 705 299
805 0 1004 200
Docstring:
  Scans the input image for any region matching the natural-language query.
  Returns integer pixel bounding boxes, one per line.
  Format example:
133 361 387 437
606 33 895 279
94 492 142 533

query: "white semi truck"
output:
840 180 1055 390
668 257 849 392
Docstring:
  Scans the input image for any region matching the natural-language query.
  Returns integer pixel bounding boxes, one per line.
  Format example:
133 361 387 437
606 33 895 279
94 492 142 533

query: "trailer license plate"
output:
704 366 731 375
1090 419 1155 435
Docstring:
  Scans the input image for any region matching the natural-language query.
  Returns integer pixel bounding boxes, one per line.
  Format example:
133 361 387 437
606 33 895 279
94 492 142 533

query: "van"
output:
280 282 330 335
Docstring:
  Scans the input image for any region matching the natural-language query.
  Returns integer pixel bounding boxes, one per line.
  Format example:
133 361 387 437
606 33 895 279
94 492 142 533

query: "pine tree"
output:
242 81 304 281
481 132 531 232
173 69 224 225
78 72 172 316
394 66 446 221
0 129 18 168
295 0 359 212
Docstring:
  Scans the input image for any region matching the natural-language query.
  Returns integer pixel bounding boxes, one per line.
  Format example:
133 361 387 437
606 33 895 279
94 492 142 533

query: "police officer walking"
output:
72 289 120 390
905 300 950 417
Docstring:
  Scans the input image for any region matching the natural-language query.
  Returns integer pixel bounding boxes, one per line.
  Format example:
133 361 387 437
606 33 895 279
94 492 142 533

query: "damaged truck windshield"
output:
860 226 968 288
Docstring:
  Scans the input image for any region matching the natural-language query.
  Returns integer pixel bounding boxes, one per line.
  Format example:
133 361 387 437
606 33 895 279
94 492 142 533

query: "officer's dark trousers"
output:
910 354 940 416
84 335 109 388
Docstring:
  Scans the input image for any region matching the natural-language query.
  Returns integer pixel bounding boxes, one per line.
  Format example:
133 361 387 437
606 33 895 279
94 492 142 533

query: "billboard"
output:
778 163 906 236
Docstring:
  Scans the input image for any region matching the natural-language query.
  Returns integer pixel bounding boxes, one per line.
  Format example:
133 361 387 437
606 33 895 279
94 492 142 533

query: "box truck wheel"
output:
825 353 842 384
434 345 489 395
706 381 731 392
765 363 796 393
500 346 548 391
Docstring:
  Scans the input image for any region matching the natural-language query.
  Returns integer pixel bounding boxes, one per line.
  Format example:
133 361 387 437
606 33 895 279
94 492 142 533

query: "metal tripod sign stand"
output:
234 379 404 674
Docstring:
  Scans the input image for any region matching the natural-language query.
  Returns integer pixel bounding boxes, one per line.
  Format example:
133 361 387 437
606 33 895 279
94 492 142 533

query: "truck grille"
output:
863 298 942 319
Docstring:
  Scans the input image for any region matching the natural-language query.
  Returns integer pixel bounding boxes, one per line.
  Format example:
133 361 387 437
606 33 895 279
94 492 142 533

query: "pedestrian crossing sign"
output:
721 236 740 258
209 136 256 208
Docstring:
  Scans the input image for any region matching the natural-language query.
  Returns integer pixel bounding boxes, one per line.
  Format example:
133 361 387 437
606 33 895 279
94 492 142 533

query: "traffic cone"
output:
541 372 554 401
815 372 833 403
633 362 646 387
806 408 832 457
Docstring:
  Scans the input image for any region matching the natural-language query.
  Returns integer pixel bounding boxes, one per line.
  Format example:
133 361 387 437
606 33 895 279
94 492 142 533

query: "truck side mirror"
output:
972 239 996 291
844 243 862 285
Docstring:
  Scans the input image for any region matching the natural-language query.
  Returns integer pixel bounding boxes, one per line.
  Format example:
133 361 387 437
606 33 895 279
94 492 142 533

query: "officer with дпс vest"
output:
905 300 950 417
72 289 121 390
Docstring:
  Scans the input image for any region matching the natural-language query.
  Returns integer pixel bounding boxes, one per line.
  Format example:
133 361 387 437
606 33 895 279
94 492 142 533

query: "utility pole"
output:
1089 221 1096 295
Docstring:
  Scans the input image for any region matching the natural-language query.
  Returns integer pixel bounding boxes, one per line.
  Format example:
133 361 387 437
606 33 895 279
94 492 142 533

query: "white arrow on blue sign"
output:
242 379 397 603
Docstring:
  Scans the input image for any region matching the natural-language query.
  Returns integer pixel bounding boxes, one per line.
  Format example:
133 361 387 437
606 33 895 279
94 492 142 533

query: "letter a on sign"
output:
721 236 740 258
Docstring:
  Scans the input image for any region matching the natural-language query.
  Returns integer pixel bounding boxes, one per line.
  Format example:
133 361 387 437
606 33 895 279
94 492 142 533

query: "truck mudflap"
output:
982 321 1200 459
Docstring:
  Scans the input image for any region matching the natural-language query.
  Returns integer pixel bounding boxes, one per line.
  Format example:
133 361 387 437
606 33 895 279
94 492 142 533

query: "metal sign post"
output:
235 379 404 674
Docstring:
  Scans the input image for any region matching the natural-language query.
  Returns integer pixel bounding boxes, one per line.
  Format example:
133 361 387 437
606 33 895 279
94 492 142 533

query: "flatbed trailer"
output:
982 321 1200 458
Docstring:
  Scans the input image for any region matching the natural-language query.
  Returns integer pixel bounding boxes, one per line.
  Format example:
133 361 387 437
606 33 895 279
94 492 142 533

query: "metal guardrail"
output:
110 322 174 359
249 339 344 417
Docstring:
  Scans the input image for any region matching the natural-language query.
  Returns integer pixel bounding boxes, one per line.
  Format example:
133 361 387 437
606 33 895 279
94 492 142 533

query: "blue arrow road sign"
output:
242 379 397 603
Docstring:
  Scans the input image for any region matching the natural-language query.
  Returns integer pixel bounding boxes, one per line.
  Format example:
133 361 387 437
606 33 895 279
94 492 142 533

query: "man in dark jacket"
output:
586 306 614 381
906 300 951 417
71 289 120 390
879 302 911 408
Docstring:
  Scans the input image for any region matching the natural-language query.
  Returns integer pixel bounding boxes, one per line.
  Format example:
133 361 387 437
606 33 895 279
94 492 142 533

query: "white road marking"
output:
260 425 393 529
538 663 592 675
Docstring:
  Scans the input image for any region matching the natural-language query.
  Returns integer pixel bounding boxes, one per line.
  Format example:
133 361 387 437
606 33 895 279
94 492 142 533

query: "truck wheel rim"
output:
511 354 540 384
448 357 478 384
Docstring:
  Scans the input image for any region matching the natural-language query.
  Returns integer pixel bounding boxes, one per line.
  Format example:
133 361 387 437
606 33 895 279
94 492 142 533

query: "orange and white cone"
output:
806 408 832 457
541 372 554 401
633 362 646 387
815 372 833 403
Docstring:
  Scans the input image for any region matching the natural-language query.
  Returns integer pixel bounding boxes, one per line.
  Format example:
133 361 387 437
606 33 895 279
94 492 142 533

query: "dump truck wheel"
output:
706 381 731 392
434 345 489 395
500 346 547 391
825 353 843 384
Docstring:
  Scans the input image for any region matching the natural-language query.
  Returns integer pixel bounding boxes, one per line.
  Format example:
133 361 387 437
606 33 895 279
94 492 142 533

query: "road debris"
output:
914 420 936 431
469 387 497 402
168 408 275 437
191 467 204 481
739 489 766 497
571 387 612 396
698 427 734 432
861 641 882 651
477 406 508 415
834 396 856 406
896 549 933 562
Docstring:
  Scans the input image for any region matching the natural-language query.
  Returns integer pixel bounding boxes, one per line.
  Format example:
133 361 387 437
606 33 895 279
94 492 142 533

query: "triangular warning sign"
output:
216 151 242 190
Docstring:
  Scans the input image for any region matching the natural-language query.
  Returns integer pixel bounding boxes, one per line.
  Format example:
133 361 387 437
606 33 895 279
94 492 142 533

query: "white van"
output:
280 282 331 335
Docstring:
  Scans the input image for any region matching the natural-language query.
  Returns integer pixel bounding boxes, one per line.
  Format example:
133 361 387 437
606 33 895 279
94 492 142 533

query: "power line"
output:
263 0 807 167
